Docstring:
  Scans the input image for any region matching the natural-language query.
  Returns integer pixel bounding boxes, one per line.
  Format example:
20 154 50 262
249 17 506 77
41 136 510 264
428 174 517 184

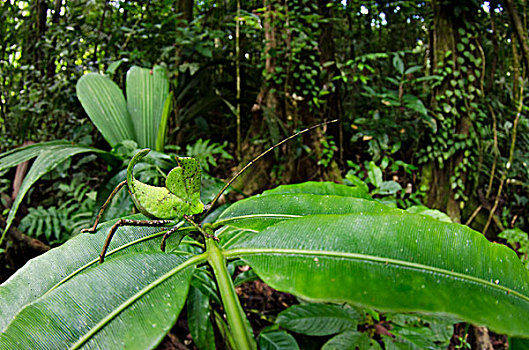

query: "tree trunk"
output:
177 0 193 23
422 0 479 222
34 0 49 75
504 0 529 70
47 0 64 78
232 0 283 196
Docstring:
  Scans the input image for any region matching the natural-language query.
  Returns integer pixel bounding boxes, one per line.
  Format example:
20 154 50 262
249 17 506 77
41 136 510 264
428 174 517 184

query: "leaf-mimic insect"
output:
83 120 337 263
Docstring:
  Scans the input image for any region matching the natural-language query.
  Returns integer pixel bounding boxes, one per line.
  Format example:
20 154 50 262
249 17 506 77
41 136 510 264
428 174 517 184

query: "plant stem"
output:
236 0 241 160
206 237 255 350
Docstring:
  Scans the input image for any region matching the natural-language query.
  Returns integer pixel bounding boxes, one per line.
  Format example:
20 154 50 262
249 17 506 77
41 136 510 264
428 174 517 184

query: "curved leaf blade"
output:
77 73 135 146
0 253 195 349
156 91 173 152
0 141 75 171
126 65 169 149
217 194 388 232
1 145 106 244
187 286 216 350
261 181 370 199
227 212 529 337
322 331 381 350
0 214 186 332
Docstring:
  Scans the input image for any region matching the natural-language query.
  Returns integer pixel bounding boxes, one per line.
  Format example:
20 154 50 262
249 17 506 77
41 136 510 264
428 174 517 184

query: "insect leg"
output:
99 219 172 264
81 180 127 233
160 224 183 252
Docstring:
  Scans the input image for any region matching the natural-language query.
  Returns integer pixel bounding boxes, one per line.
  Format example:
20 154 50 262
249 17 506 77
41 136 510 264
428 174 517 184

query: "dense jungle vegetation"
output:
1 0 529 348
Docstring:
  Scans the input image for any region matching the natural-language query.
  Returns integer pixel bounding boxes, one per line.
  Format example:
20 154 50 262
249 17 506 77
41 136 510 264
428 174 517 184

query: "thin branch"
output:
483 81 524 235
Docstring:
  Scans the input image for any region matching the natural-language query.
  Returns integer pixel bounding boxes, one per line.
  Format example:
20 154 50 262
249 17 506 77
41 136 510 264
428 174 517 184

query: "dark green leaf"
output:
322 331 381 350
227 211 529 337
1 144 106 244
276 303 360 336
77 73 135 146
258 330 299 350
187 286 216 350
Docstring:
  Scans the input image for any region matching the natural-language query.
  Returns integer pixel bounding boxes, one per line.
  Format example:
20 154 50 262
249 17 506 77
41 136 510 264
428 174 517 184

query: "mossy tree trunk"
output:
422 0 481 223
236 0 340 196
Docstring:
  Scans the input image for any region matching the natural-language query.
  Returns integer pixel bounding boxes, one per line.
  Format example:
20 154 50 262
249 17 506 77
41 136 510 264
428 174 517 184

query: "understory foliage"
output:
1 181 529 349
1 0 529 348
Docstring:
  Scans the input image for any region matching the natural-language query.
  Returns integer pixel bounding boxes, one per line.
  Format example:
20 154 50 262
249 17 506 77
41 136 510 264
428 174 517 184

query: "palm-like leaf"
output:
126 66 170 150
76 65 170 149
77 73 135 146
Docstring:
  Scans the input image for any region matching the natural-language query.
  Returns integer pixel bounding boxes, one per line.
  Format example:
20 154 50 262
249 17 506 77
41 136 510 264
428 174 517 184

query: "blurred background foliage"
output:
2 0 529 346
1 0 529 278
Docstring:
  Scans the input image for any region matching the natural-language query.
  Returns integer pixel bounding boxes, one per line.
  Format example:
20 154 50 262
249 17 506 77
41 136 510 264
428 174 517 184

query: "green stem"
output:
207 238 255 350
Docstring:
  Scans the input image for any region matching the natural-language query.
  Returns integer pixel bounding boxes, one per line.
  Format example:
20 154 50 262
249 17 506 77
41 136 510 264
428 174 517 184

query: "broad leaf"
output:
156 92 173 152
276 303 360 336
126 65 170 149
0 140 75 170
77 73 136 146
385 313 453 349
322 331 381 350
217 192 386 232
187 286 216 350
258 330 299 350
225 209 529 337
261 181 370 198
0 215 203 348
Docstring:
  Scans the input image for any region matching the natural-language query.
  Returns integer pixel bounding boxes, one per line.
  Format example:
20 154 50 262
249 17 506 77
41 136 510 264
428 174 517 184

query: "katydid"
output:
83 119 337 263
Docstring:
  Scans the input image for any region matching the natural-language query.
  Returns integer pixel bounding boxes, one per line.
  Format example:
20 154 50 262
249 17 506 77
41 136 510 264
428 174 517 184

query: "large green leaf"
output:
276 303 360 336
77 73 136 146
216 192 386 232
0 140 75 170
215 189 389 250
0 215 203 348
126 65 169 149
187 286 216 350
224 210 529 337
261 181 371 198
0 143 107 245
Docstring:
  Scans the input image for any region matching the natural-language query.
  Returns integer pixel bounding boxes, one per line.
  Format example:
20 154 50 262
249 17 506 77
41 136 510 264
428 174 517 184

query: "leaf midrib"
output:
215 214 302 227
224 248 529 303
70 253 207 349
45 226 196 296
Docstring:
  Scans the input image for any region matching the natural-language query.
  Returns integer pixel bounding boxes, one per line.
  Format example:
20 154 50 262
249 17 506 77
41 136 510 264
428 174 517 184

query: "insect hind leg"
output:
82 180 128 234
160 224 183 252
99 219 173 264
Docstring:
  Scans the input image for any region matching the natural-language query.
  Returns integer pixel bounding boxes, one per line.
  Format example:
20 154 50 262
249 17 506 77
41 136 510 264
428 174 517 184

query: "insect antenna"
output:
204 119 339 216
